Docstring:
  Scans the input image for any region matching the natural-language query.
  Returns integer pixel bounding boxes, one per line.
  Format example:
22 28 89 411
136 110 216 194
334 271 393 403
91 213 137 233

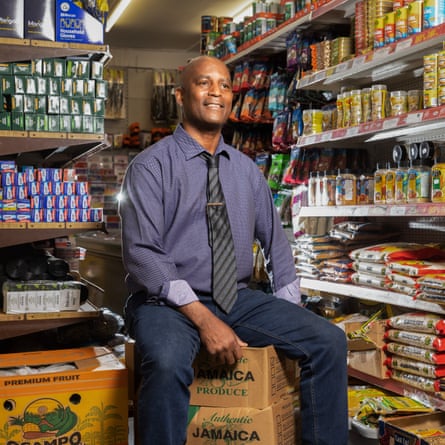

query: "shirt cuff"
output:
161 279 199 306
275 277 301 305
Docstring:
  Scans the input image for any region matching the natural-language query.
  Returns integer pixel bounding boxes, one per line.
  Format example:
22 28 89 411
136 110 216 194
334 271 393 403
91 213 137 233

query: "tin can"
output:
384 11 396 44
201 15 218 33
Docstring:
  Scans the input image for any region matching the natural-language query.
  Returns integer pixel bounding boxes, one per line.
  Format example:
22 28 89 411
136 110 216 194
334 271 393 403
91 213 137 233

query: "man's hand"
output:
178 301 247 365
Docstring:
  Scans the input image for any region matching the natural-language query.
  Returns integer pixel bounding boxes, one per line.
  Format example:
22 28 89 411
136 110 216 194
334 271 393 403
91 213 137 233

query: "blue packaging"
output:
56 0 104 44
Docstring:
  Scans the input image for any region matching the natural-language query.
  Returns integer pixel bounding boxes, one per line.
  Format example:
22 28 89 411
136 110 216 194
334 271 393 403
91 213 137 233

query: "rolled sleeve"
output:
161 280 200 306
275 277 301 305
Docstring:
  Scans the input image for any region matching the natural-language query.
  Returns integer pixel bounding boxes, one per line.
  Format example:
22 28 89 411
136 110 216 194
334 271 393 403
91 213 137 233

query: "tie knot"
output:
201 151 218 168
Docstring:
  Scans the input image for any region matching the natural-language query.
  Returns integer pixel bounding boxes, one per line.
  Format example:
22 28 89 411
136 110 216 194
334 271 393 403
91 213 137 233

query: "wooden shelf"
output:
0 222 105 248
0 302 100 341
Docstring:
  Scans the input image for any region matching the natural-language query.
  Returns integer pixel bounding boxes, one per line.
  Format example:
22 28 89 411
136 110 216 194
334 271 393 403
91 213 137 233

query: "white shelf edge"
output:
300 278 445 314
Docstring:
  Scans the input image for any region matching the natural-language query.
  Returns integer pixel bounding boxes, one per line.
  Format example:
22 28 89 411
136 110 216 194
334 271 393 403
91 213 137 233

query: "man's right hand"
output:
178 301 247 365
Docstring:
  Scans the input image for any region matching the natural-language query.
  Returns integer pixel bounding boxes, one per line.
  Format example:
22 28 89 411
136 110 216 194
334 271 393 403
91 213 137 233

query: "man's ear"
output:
175 86 183 106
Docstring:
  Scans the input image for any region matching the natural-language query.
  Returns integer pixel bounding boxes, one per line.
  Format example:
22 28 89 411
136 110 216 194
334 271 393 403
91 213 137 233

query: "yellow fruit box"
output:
187 395 297 445
189 346 296 409
0 346 128 445
379 412 445 444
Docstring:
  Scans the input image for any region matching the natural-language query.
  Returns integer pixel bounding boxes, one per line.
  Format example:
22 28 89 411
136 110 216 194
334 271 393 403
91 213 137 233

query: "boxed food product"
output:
189 346 294 409
379 412 445 444
0 347 128 445
187 396 296 445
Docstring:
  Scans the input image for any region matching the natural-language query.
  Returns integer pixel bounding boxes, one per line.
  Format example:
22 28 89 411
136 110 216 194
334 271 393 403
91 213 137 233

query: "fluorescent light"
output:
106 0 132 32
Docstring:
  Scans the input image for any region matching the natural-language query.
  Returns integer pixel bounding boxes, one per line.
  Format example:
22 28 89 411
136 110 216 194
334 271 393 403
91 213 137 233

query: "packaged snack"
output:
385 329 445 350
387 312 445 334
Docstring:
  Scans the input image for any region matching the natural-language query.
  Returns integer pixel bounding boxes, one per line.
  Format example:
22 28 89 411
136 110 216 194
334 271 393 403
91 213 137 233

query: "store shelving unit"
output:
222 1 445 409
0 38 112 338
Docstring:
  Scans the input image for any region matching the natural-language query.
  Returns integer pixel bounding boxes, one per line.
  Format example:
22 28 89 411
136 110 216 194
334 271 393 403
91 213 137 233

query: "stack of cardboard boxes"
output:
187 346 299 445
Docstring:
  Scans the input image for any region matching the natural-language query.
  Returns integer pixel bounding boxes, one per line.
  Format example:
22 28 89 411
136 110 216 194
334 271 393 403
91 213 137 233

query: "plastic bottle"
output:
407 161 432 203
373 163 387 204
336 169 356 205
385 162 396 204
308 171 317 206
357 172 374 204
394 161 409 203
322 170 336 206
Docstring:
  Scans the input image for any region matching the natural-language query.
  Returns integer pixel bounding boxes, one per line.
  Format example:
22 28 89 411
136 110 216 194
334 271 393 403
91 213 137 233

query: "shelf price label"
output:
383 118 399 129
389 206 406 216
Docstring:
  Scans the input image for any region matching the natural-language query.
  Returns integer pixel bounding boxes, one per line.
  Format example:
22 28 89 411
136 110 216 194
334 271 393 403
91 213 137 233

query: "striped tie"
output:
201 152 238 313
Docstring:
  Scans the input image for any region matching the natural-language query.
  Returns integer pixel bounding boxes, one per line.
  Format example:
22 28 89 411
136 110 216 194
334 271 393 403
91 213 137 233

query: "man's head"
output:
175 56 233 134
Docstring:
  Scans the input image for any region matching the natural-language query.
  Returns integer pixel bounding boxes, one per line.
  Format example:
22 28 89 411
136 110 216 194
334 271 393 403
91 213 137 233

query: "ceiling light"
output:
106 0 132 32
231 1 255 22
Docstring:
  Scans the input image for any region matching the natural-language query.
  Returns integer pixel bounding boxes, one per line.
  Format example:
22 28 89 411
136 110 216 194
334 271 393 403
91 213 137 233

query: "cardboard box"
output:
0 347 128 445
187 396 296 445
0 0 24 38
345 319 386 351
189 346 292 409
348 347 389 379
24 0 55 41
379 412 445 444
56 0 104 44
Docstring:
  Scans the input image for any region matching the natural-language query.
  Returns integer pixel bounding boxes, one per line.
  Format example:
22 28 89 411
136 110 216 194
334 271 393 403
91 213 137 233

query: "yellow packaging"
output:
395 6 409 39
189 346 294 409
371 84 387 120
302 109 323 135
187 396 296 445
350 89 363 125
0 347 128 445
407 0 424 34
374 16 385 48
431 163 445 202
384 11 396 44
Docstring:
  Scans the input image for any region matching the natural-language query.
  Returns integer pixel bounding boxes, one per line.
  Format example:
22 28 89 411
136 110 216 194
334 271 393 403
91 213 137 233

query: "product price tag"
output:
389 206 406 216
373 47 391 60
346 127 359 137
405 112 423 124
320 131 332 142
382 118 399 129
395 39 413 52
352 57 365 70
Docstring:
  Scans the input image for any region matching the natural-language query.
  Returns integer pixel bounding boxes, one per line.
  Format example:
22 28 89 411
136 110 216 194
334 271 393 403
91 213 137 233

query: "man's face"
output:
175 57 233 131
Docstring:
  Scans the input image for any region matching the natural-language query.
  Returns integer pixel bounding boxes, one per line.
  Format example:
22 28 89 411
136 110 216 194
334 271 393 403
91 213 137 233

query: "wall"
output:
105 47 199 135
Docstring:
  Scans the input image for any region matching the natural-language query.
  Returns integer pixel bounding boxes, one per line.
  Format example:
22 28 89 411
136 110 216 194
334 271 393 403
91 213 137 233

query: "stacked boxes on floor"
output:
0 347 128 445
187 346 298 445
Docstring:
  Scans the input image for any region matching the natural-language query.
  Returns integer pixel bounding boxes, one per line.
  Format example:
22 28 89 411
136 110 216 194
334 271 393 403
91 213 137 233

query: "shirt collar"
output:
173 124 231 161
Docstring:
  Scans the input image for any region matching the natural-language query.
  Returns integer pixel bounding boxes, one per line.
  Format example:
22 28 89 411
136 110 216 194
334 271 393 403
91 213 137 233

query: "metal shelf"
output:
297 23 445 92
300 278 445 314
348 368 445 410
298 202 445 218
296 105 445 147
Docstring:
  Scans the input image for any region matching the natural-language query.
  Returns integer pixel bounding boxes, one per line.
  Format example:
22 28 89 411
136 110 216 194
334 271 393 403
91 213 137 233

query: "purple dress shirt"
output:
119 125 300 306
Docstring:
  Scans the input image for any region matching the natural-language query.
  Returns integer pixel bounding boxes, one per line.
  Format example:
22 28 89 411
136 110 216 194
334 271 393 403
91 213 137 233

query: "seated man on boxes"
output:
119 55 348 445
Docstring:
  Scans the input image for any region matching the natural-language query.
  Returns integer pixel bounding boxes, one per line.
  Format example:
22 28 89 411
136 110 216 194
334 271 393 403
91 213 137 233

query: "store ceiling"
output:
104 0 250 53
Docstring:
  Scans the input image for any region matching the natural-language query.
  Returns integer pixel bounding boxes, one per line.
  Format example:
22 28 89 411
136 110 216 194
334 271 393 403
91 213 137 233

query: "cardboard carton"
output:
0 346 128 445
55 0 103 44
379 412 445 444
24 0 55 41
187 396 297 445
0 0 24 38
345 319 386 351
348 347 389 379
189 346 293 409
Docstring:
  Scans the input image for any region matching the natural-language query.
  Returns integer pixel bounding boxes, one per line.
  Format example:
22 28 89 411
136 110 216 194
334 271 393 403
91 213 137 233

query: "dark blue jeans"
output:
125 288 349 445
